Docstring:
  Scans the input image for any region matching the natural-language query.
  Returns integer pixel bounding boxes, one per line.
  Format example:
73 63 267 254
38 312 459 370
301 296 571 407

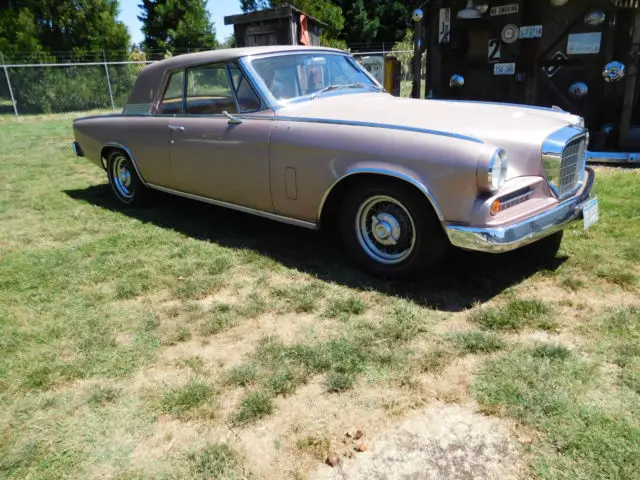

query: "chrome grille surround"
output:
542 126 588 200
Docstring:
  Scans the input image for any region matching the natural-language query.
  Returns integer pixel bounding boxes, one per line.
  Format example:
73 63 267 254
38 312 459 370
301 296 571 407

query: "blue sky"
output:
118 0 241 46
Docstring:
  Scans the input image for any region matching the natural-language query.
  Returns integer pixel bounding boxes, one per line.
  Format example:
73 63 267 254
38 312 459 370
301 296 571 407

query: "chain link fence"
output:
0 49 420 119
1 59 154 118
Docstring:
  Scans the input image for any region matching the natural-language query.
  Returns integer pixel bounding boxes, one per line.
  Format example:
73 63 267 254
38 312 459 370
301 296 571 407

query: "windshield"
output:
247 52 381 104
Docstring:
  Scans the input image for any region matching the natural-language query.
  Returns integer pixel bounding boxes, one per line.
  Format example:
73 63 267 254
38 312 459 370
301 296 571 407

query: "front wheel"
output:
339 180 447 279
106 150 147 207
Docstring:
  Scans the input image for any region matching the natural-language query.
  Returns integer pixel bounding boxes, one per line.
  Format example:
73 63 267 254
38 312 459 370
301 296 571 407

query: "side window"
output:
185 64 236 115
227 64 261 112
159 71 184 114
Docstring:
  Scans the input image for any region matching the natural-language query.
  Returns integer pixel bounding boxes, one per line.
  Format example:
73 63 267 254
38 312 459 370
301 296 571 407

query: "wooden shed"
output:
224 4 325 48
424 0 640 159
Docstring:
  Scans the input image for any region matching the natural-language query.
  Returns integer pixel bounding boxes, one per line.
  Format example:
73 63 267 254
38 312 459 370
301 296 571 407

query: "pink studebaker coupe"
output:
72 46 598 279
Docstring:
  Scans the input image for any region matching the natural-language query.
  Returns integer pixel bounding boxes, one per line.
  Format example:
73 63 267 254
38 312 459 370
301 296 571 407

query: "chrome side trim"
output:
102 142 148 186
587 151 640 164
146 183 317 230
76 113 151 121
447 167 595 253
273 116 484 144
317 168 445 224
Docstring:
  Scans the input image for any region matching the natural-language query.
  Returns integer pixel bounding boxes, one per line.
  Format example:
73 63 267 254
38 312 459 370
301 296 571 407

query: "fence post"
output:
1 53 19 120
103 50 116 111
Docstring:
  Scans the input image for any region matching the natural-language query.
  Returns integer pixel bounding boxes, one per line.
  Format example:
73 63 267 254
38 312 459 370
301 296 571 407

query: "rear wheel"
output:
106 150 147 206
339 179 447 279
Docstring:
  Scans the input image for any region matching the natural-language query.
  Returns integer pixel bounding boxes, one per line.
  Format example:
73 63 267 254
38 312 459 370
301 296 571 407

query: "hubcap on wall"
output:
355 195 416 265
111 154 134 199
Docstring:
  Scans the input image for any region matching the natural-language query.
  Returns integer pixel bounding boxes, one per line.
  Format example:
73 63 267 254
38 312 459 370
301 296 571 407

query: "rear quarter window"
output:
159 71 185 114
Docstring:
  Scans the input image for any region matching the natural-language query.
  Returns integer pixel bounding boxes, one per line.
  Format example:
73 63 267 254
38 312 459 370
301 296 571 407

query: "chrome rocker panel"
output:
446 167 595 253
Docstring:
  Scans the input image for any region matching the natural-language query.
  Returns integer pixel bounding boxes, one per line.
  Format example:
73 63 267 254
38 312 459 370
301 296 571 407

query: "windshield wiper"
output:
310 82 371 100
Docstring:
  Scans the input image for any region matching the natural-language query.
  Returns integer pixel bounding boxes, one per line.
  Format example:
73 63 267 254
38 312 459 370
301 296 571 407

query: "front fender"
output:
317 163 445 223
268 119 485 224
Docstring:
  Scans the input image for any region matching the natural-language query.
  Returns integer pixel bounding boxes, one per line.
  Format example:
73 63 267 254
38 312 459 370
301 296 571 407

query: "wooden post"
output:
619 10 640 149
411 18 423 98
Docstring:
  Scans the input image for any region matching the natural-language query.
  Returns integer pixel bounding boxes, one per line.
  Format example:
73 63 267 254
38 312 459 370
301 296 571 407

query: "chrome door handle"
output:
168 125 185 131
222 110 243 125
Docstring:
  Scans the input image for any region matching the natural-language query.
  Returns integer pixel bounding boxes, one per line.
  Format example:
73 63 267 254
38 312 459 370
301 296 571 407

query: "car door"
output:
125 71 183 188
168 61 273 213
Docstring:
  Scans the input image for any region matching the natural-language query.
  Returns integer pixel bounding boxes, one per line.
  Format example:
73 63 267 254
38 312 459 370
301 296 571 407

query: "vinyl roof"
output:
127 46 344 106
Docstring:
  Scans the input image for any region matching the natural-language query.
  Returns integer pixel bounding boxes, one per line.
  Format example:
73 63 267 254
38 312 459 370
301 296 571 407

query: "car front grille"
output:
558 135 586 198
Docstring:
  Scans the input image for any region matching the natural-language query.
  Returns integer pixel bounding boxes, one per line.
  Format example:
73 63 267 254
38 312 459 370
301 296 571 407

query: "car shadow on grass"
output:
65 185 566 312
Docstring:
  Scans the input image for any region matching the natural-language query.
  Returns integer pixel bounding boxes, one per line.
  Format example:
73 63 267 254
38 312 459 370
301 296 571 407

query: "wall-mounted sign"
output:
543 51 567 78
494 63 516 75
520 25 543 39
439 8 451 44
501 24 519 44
567 32 602 55
490 4 519 16
488 39 501 63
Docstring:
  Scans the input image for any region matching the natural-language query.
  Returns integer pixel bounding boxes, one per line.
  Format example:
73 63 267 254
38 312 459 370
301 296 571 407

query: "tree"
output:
138 0 218 55
0 0 130 60
336 0 410 48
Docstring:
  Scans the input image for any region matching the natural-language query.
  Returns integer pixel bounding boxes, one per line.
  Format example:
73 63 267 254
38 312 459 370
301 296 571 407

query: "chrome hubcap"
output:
356 195 416 265
111 155 134 199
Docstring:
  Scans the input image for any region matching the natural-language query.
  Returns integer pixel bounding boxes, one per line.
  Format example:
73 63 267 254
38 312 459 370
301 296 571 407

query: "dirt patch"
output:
520 278 639 313
311 404 522 480
157 311 323 370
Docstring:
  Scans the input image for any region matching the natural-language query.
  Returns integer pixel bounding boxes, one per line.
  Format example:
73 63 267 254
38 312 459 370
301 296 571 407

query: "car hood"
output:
275 93 580 146
275 93 582 178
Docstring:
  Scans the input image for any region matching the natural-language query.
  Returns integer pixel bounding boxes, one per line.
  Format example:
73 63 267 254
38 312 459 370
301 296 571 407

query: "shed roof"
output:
224 4 327 27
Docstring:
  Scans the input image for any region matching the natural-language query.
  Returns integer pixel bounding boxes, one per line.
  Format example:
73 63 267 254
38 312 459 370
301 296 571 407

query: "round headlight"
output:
488 148 508 191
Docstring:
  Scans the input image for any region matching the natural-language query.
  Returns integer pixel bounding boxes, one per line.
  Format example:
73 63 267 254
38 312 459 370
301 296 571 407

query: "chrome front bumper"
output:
445 167 595 253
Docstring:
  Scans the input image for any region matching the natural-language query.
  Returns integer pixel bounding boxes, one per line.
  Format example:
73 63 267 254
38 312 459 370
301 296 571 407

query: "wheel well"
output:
318 173 441 230
100 146 120 170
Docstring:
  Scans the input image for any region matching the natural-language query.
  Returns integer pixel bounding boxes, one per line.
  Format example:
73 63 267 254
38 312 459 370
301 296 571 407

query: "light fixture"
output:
457 1 482 19
569 82 589 98
603 61 626 83
412 9 423 23
585 9 606 26
550 0 569 6
449 74 465 88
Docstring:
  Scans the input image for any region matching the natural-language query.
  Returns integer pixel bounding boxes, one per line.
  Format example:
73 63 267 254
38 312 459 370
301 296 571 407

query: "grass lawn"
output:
1 114 639 479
